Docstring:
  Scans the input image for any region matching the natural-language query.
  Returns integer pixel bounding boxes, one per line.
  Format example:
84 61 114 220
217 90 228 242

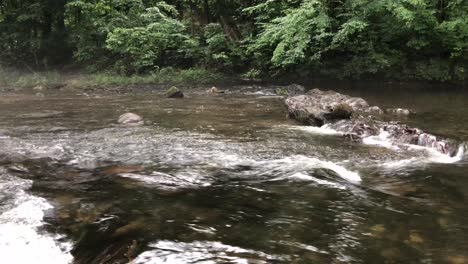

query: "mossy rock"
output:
165 86 184 98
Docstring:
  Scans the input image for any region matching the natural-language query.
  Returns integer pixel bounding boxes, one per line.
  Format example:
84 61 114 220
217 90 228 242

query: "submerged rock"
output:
207 86 225 94
285 88 461 156
118 113 143 125
165 86 184 98
208 86 218 93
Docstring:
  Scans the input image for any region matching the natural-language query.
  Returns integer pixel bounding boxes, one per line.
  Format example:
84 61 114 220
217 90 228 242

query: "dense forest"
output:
0 0 466 81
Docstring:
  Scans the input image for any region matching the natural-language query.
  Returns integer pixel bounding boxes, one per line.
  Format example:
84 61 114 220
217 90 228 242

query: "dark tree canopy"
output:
0 0 467 81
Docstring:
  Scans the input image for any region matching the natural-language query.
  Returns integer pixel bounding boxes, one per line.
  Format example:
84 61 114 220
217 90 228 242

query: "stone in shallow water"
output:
208 86 218 93
367 106 384 115
165 86 184 98
118 113 143 125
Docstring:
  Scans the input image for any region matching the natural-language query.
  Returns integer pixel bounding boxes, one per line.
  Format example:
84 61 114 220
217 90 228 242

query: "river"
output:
0 84 467 263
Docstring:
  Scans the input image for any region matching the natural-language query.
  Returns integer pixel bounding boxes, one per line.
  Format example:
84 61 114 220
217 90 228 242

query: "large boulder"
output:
285 88 382 126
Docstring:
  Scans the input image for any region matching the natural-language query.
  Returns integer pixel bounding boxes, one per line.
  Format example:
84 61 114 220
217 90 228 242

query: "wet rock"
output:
289 84 306 95
165 86 184 98
207 86 225 94
345 96 369 109
208 86 218 93
329 119 459 155
286 88 461 156
367 106 384 115
386 108 412 115
118 113 143 125
285 89 380 126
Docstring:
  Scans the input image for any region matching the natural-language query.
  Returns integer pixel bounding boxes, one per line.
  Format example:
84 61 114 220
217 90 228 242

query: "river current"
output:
0 84 467 263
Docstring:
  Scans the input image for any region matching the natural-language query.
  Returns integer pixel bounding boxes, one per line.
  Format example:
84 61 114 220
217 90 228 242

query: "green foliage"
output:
105 5 195 73
251 0 333 70
82 67 225 87
1 0 467 82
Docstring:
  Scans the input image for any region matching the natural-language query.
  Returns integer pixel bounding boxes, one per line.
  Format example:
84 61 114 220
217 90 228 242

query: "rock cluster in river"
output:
285 88 459 156
285 88 383 126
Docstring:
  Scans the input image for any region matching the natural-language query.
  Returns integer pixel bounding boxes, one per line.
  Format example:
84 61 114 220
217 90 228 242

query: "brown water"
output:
0 85 467 264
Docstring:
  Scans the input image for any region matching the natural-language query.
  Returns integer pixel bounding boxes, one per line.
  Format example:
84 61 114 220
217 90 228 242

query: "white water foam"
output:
287 124 465 166
406 144 465 164
288 125 343 135
361 131 400 151
119 171 212 189
280 172 347 189
382 145 465 168
119 155 361 189
235 155 362 184
360 129 466 164
0 172 73 264
134 240 286 264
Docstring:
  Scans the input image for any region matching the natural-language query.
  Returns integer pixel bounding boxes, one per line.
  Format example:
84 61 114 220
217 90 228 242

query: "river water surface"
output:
0 84 467 263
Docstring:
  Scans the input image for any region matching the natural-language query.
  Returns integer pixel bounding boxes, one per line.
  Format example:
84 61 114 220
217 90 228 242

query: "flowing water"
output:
0 84 467 263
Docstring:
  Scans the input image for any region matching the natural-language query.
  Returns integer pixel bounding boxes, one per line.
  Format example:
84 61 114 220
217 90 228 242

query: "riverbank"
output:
1 66 466 94
0 67 236 92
